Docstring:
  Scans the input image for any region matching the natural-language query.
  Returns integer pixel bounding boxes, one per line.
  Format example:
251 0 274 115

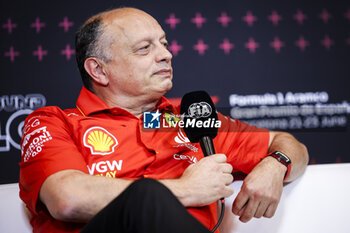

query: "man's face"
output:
102 11 173 100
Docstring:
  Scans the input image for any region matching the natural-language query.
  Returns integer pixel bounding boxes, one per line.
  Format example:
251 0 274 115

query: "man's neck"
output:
109 96 159 117
94 89 161 118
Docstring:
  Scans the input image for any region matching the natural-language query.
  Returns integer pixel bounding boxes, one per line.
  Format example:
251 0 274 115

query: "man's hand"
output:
162 154 234 207
232 156 286 222
231 131 309 223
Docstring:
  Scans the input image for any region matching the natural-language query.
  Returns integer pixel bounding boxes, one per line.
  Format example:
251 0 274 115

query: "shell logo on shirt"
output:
83 127 118 155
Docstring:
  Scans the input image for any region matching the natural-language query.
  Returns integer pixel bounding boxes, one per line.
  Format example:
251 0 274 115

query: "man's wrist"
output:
265 151 291 181
261 156 287 180
159 178 192 207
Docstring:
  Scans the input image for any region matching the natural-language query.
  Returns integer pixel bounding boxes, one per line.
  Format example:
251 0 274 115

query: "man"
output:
19 7 309 233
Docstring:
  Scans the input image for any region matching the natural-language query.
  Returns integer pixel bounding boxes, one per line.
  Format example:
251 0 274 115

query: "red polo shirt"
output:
19 87 269 233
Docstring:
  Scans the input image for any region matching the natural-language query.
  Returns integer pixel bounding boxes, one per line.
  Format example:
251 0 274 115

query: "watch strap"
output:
267 151 291 181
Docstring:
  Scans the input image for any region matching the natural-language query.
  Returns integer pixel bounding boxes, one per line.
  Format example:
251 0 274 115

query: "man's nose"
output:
156 44 173 63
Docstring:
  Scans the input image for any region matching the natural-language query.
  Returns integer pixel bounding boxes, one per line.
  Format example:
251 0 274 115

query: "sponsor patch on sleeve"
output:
21 124 52 162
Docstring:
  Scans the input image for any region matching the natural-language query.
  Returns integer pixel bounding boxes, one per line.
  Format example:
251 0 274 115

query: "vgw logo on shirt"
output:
143 110 161 129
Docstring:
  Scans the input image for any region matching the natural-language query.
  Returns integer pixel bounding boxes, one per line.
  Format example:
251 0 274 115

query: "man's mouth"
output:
154 69 172 76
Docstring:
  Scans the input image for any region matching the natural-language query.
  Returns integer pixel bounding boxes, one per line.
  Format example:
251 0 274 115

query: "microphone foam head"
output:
180 91 219 143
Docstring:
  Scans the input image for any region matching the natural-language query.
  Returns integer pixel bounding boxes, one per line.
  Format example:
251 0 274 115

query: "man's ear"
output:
84 57 109 86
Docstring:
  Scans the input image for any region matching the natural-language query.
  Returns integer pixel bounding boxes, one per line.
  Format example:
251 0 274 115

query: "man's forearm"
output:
40 154 234 223
40 170 134 222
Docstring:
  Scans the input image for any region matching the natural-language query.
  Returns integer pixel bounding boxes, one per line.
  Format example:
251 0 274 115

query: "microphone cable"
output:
210 199 225 233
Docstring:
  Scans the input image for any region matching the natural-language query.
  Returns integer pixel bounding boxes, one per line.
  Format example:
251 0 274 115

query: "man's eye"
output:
139 45 150 51
163 42 168 47
136 45 150 55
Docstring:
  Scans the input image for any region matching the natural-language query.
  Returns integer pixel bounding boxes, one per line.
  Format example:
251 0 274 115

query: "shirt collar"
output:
76 87 176 117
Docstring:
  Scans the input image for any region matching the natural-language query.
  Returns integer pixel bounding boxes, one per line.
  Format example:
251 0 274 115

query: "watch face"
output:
275 151 291 164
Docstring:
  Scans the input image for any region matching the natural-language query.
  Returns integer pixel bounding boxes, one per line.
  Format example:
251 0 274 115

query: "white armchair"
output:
1 163 349 233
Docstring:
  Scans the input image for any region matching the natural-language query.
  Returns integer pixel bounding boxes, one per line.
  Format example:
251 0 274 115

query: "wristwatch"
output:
267 151 291 181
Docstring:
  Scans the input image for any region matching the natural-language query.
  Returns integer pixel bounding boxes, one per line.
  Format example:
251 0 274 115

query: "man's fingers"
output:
220 163 233 173
223 173 234 185
223 186 234 198
263 203 277 218
237 204 246 216
254 200 269 218
238 198 260 223
211 153 227 163
232 192 249 215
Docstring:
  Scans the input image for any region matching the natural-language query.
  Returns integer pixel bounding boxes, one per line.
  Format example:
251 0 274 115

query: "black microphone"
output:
180 91 219 156
180 91 224 233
